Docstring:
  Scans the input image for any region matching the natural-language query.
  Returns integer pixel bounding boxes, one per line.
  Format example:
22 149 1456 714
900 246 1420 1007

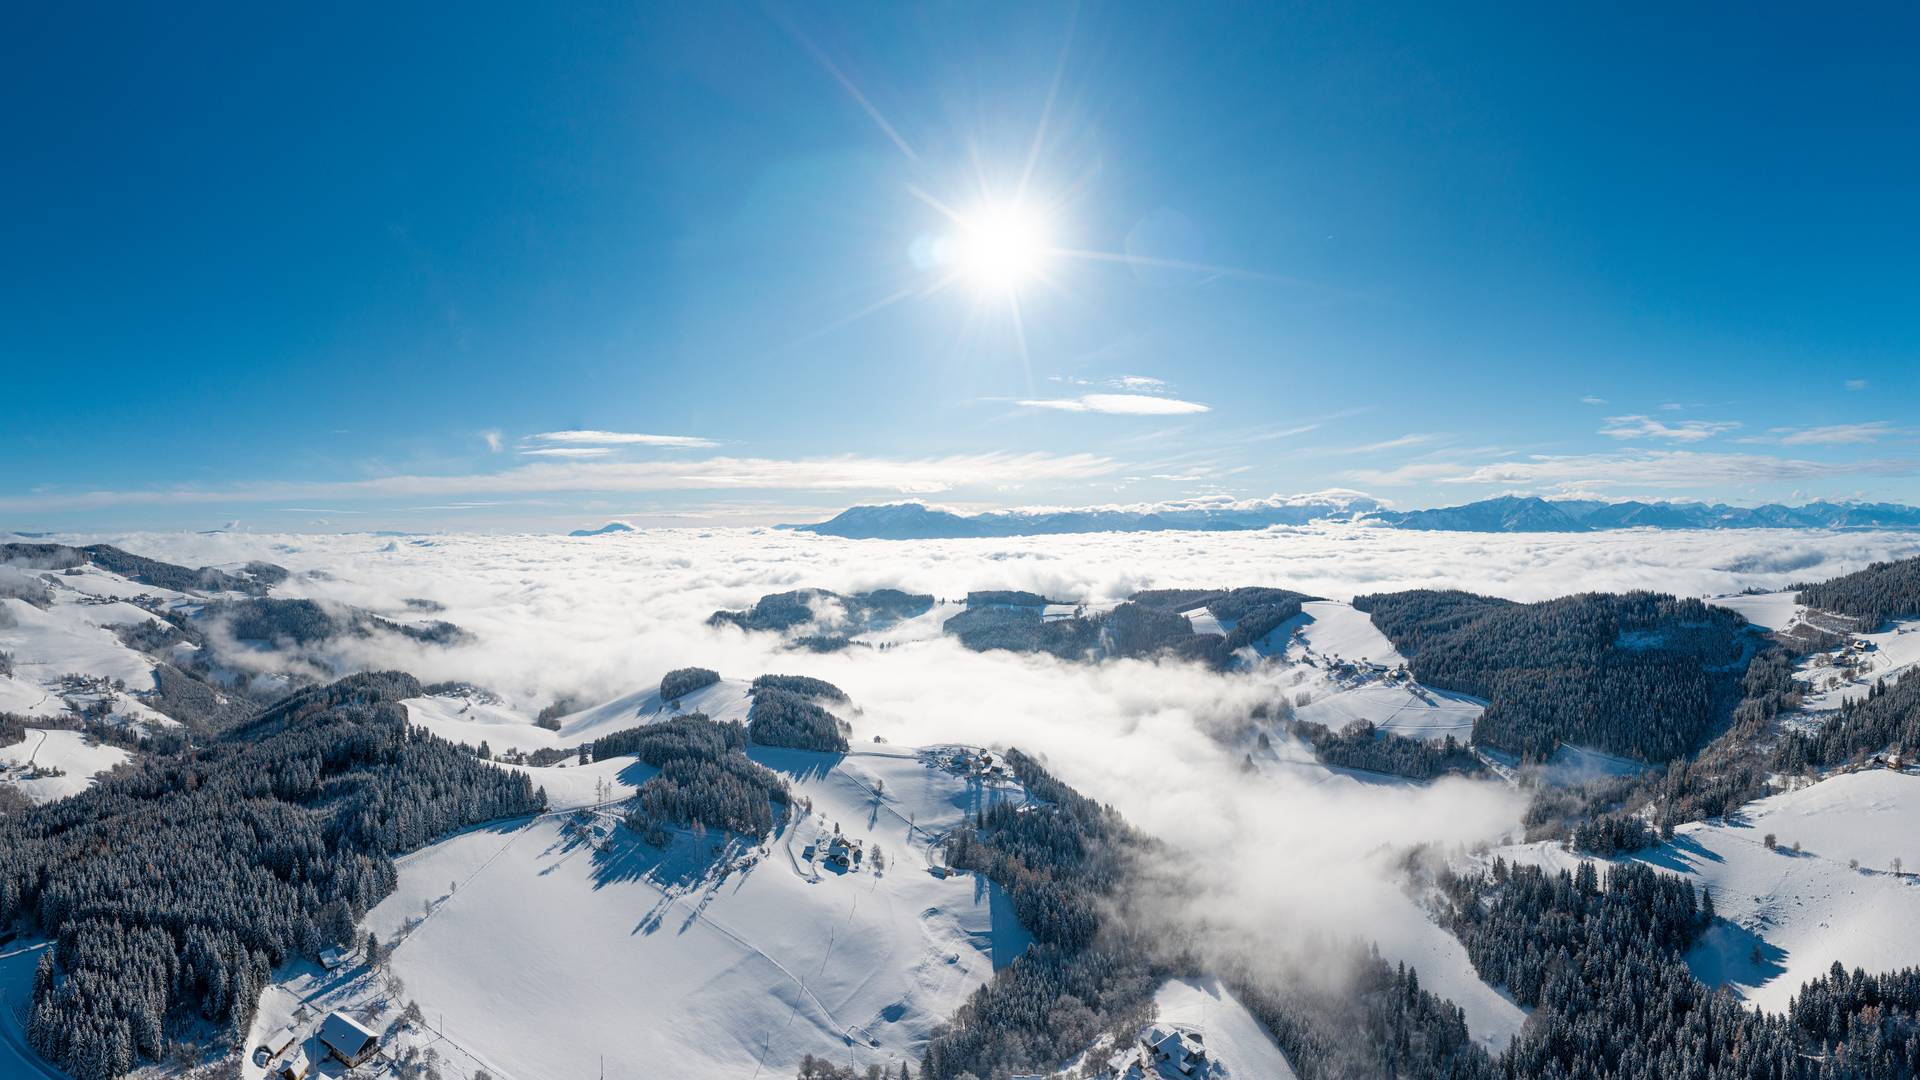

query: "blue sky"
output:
3 3 1916 532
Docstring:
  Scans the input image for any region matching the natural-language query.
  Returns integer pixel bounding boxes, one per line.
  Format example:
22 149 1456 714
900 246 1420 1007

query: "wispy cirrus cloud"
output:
1598 414 1741 442
519 446 615 458
1346 450 1914 490
1458 451 1905 489
1579 395 1608 406
0 452 1122 513
1845 379 1869 391
1344 433 1439 454
1740 421 1902 446
528 429 718 449
1016 393 1210 416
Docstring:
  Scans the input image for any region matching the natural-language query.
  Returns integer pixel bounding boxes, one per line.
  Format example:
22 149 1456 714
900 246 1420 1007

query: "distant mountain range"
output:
784 495 1920 539
782 493 1384 539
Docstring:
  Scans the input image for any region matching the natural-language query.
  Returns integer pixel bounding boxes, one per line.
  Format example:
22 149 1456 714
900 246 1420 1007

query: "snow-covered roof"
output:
318 1011 379 1058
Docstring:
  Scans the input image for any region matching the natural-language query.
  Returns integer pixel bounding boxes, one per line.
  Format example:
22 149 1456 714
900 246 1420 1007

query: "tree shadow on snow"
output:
1687 919 1788 990
1634 832 1724 874
749 746 846 783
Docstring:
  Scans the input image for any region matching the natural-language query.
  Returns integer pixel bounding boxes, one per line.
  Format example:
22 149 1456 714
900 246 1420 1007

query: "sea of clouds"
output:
84 522 1920 1040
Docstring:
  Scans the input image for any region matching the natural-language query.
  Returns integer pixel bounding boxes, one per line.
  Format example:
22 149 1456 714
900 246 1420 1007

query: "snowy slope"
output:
1295 601 1406 666
1067 976 1299 1079
1294 682 1482 743
1486 769 1920 1014
1796 618 1920 709
404 676 757 755
0 571 188 732
1707 590 1804 631
0 728 130 803
1148 978 1298 1078
1245 600 1483 743
262 745 1032 1080
0 938 58 1080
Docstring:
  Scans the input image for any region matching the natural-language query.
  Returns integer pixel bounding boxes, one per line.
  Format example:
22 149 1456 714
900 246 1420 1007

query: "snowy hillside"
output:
254 744 1032 1080
1795 618 1920 710
1230 599 1483 744
1062 977 1298 1079
1485 769 1920 1013
404 676 758 756
0 728 130 803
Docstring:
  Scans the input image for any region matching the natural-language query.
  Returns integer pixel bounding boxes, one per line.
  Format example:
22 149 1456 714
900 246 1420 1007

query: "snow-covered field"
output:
1294 601 1404 667
1146 978 1296 1078
405 675 758 757
1270 601 1483 744
1795 619 1920 710
0 728 130 803
1487 769 1920 1013
256 745 1030 1080
1066 976 1298 1079
1706 590 1806 631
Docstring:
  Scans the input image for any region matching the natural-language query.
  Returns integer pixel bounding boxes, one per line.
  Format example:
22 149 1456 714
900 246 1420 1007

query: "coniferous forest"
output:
0 672 544 1080
1797 556 1920 626
1354 590 1756 761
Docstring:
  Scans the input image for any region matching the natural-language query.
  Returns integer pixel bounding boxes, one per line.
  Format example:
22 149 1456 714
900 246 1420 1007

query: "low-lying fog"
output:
85 523 1920 1032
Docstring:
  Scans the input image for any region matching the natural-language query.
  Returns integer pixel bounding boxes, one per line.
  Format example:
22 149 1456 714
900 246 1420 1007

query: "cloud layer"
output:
79 523 1920 1038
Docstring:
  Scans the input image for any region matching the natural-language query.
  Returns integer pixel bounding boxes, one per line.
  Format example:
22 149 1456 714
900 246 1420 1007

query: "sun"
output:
950 201 1052 292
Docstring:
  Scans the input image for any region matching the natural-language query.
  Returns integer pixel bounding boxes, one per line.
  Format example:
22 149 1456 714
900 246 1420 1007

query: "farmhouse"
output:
318 1011 381 1067
1144 1024 1209 1075
319 946 348 970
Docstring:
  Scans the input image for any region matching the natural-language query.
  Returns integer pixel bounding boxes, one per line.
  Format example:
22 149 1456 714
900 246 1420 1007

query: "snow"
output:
1295 601 1406 667
1257 600 1481 744
498 755 654 811
263 745 1032 1080
0 938 58 1080
0 728 130 803
1477 744 1653 788
404 676 758 756
0 676 61 720
0 597 157 693
0 591 180 732
1795 618 1920 709
1707 590 1804 631
1181 606 1225 638
1069 976 1298 1079
1486 769 1920 1014
1148 978 1297 1079
1372 891 1529 1052
1294 682 1481 743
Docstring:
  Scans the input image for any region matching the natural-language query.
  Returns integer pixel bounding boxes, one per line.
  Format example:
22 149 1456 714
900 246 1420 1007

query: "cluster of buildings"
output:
1085 1024 1215 1079
930 747 1016 782
803 829 866 871
260 1011 381 1079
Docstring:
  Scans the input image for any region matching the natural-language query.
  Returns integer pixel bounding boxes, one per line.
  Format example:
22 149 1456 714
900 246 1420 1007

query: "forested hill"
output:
1353 590 1757 762
0 671 545 1080
0 541 286 595
1796 555 1920 626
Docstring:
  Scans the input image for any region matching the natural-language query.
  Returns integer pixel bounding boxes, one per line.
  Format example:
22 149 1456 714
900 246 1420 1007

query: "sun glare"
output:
951 202 1051 292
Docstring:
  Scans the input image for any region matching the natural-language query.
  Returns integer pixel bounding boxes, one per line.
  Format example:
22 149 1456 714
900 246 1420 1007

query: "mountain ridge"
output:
785 495 1920 539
